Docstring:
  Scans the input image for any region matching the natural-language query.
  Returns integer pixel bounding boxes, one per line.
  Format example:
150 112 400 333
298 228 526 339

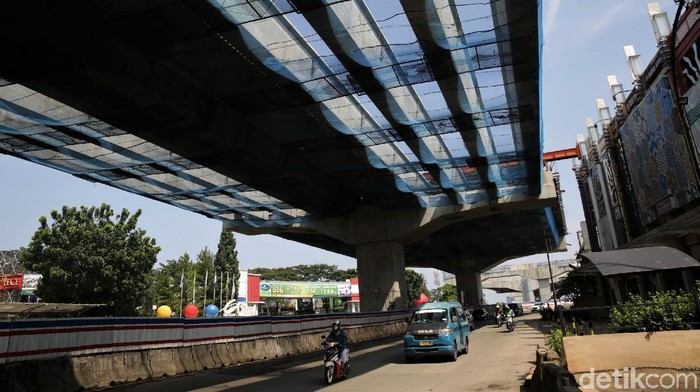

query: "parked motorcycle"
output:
506 315 514 332
321 338 350 384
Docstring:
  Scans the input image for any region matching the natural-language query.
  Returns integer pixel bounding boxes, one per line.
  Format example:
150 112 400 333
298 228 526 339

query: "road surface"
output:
113 313 545 392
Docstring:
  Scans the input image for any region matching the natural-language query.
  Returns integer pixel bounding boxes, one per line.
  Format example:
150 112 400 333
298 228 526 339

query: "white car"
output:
531 302 543 312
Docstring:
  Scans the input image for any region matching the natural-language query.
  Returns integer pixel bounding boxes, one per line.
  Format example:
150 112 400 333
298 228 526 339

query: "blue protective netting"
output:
1 0 541 227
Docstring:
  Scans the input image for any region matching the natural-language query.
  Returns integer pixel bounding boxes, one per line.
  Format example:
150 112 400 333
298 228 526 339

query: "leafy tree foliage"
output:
214 230 239 301
556 273 598 301
250 264 356 282
20 204 160 316
153 253 195 316
406 269 429 302
430 283 458 302
196 248 215 303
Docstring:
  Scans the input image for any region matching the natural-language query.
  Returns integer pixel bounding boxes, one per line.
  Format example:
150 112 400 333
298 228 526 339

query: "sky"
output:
0 1 678 290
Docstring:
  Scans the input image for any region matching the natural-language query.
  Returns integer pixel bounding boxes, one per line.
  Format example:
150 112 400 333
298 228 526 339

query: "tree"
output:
406 269 429 303
20 204 160 316
214 230 239 301
196 248 215 305
153 253 194 316
556 273 598 302
249 264 356 282
430 283 458 302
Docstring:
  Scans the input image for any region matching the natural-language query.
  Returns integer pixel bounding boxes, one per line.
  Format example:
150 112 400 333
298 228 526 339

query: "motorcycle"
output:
506 315 514 332
321 338 350 384
496 313 503 327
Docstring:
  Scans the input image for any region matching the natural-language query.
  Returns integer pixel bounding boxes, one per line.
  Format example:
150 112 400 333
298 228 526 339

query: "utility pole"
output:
544 232 559 310
545 231 566 332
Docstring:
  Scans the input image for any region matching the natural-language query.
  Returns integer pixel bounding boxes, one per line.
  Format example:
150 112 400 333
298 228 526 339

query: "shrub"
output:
609 288 698 332
547 328 574 359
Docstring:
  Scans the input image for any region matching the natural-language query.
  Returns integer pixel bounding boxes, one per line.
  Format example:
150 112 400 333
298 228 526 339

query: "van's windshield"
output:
410 309 448 324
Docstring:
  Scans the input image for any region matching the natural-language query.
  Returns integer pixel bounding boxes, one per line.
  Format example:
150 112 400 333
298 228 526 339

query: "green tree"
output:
556 274 598 302
153 253 196 316
197 248 215 306
406 269 429 303
249 264 356 282
214 230 239 302
20 204 160 316
430 283 458 302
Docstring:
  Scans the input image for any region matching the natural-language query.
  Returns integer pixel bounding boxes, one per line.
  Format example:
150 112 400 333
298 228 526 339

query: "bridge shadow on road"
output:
113 336 406 392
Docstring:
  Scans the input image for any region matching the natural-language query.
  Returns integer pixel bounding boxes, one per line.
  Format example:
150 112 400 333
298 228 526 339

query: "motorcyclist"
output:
324 320 349 370
495 305 504 325
504 306 515 330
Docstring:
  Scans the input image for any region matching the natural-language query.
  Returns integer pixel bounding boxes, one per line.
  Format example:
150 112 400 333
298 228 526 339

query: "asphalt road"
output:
112 313 546 392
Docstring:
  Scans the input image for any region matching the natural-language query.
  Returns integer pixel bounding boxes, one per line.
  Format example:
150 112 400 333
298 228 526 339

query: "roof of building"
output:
578 246 700 277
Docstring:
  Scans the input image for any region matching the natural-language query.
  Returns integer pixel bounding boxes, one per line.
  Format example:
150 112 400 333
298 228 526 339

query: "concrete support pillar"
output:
356 241 407 311
454 268 483 307
538 279 552 301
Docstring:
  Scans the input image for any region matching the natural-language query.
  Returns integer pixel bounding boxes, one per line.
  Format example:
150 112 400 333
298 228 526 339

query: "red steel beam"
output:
543 147 579 163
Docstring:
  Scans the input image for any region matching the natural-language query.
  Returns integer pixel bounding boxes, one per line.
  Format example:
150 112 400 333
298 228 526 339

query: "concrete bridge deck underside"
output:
0 0 564 311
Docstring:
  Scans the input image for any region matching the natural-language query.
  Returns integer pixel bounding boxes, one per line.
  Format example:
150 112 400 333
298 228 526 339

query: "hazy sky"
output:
0 1 676 287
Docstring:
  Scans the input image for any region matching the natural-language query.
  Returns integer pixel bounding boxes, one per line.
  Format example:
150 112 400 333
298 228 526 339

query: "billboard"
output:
259 281 352 298
618 75 700 226
0 274 24 291
21 274 41 295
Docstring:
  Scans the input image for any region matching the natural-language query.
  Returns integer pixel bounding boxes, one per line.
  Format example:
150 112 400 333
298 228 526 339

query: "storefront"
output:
259 279 360 314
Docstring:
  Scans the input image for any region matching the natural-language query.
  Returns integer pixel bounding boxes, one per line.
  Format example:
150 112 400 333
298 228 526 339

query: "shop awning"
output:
579 246 700 277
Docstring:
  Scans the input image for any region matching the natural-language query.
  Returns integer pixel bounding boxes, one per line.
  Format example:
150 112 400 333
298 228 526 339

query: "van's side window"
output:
450 307 458 321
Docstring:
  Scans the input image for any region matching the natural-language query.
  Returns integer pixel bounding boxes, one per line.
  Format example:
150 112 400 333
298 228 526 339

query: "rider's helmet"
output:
332 320 341 331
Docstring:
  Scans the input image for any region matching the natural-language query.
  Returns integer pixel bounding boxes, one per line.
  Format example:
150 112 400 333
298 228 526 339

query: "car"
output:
531 301 543 312
507 303 523 316
403 301 470 363
471 308 490 321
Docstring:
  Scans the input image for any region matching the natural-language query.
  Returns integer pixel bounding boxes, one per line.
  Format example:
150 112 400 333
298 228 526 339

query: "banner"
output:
618 75 700 226
0 274 24 290
20 274 41 295
260 281 352 298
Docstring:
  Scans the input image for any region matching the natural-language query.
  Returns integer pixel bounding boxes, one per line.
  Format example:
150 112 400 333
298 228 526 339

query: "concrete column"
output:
538 278 552 301
454 268 483 307
356 241 407 311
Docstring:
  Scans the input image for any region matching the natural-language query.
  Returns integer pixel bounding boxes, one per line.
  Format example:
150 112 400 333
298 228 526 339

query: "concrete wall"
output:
529 346 579 392
0 316 407 392
564 330 700 374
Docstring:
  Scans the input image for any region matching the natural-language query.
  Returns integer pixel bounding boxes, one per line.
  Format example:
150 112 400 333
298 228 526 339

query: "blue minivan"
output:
403 301 470 363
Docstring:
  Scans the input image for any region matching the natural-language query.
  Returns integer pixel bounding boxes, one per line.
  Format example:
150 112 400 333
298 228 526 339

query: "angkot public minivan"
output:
403 301 470 362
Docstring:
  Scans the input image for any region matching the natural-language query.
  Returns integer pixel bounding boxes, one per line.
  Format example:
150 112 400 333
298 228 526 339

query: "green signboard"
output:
259 281 351 298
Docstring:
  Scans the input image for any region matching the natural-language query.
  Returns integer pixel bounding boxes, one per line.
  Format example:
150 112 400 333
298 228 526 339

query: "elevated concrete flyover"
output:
0 0 565 310
482 259 575 302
